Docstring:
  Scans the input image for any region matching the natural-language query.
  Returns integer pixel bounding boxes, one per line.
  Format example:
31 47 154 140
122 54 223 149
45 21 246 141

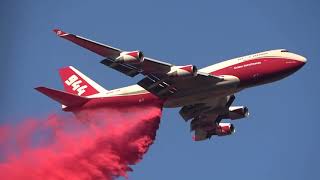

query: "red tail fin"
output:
59 66 107 96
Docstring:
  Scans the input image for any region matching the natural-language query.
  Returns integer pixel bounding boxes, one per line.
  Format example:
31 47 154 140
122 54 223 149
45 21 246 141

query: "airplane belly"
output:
164 75 240 108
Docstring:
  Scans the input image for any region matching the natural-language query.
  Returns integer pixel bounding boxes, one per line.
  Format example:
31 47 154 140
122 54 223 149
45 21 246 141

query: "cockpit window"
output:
281 50 290 52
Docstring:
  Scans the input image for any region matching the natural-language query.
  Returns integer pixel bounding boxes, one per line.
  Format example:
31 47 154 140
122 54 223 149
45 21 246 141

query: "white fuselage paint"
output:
88 49 306 108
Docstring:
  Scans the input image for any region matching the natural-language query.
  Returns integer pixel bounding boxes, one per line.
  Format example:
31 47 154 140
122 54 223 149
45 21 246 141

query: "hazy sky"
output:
1 0 319 179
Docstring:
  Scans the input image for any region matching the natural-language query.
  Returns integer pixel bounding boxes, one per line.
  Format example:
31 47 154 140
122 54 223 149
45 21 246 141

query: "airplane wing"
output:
180 95 236 141
53 29 172 76
192 115 222 141
53 29 224 98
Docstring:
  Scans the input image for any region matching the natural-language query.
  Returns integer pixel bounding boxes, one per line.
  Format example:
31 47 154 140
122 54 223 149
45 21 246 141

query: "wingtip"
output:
53 29 68 36
34 86 46 92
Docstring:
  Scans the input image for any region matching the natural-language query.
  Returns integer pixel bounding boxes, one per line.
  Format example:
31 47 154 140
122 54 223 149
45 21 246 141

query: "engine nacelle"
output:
228 106 249 120
215 123 235 136
115 51 144 64
167 65 197 78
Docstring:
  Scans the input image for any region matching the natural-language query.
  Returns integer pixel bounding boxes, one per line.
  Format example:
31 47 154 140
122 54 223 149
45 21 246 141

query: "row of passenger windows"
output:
236 50 289 62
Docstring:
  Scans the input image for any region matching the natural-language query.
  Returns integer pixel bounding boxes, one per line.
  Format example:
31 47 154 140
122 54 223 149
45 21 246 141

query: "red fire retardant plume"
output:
0 103 163 180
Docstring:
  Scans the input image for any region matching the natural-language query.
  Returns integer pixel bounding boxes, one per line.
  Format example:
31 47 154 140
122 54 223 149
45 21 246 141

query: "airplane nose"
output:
289 53 307 69
295 55 307 70
282 53 306 74
296 55 307 64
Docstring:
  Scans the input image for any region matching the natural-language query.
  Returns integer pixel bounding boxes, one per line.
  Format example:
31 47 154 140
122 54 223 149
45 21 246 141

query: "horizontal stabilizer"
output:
35 86 89 107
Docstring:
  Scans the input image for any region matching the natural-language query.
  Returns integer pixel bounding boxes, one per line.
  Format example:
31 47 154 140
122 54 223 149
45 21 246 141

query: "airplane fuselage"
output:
64 49 306 112
164 49 306 107
202 49 306 89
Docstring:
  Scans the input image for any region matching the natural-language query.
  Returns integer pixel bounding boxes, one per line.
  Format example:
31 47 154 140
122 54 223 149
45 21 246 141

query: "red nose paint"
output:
0 103 163 180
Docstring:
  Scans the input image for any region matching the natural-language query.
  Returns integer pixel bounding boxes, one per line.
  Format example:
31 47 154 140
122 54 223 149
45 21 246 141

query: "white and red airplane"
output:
36 29 307 141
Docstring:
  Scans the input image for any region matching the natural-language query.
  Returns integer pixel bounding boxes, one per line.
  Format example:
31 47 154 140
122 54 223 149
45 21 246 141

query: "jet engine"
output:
227 106 249 120
115 51 144 64
215 123 235 136
167 65 197 78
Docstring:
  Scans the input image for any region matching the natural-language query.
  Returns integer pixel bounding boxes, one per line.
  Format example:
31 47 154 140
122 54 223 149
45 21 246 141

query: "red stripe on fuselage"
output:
210 57 305 88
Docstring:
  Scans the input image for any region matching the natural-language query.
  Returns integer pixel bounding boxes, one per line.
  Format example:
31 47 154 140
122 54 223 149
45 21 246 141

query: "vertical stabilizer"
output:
59 66 107 96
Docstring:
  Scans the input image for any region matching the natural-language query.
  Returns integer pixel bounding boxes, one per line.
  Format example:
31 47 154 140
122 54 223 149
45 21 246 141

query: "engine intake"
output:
115 51 144 64
228 106 249 120
167 65 197 78
215 123 235 136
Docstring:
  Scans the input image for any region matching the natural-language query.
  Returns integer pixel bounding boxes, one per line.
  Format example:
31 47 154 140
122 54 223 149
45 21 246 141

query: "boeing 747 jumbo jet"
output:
36 29 306 141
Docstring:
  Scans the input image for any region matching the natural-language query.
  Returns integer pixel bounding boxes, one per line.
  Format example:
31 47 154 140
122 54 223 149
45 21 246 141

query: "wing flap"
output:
179 103 211 121
141 57 173 74
137 74 176 99
100 59 140 77
193 129 210 141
